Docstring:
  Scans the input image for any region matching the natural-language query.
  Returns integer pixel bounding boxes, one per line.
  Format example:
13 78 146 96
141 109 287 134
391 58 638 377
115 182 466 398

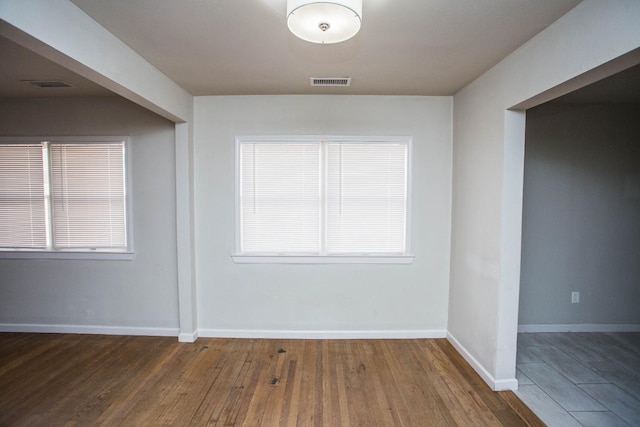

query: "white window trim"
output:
233 135 414 264
231 254 414 264
0 136 135 261
0 250 136 261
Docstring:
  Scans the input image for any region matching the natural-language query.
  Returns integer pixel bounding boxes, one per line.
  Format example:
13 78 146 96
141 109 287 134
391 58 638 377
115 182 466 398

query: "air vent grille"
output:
310 77 351 87
22 80 74 89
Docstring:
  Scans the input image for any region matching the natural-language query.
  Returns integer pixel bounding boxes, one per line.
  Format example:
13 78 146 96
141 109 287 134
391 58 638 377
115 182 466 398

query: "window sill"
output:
0 251 136 261
231 255 414 264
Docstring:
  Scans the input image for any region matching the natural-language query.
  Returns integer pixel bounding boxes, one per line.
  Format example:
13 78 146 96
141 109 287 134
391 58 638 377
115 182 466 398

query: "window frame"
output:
0 136 135 260
233 135 414 264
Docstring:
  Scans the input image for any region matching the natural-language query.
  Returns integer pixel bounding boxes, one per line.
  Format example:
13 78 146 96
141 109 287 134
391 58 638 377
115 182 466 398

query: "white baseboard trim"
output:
518 324 640 333
178 330 199 343
0 323 179 337
446 332 518 392
198 329 447 339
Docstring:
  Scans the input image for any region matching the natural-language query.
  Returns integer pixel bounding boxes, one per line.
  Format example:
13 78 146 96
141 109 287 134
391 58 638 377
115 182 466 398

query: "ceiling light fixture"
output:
287 0 362 44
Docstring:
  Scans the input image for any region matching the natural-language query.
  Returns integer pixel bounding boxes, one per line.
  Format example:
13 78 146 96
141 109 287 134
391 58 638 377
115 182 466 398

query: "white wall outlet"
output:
571 291 580 304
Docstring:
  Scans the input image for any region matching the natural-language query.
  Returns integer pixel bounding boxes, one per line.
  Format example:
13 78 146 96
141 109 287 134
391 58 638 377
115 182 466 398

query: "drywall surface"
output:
450 0 640 388
520 102 640 326
0 0 193 122
194 95 452 335
0 97 179 332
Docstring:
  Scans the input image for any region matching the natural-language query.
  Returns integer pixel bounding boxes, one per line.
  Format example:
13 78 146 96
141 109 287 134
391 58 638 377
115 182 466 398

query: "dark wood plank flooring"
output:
0 333 542 426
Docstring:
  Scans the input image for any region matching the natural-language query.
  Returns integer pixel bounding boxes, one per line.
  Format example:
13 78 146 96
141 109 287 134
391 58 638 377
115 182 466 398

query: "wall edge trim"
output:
198 329 447 339
178 330 199 343
0 323 179 337
518 324 640 333
446 332 518 391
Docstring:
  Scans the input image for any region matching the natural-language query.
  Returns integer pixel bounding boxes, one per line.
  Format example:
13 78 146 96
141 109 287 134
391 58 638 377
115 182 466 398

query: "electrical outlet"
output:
571 292 580 304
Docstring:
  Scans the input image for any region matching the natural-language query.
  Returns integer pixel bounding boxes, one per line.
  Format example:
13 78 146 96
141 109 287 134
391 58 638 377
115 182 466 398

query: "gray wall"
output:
0 97 180 333
194 95 452 336
519 102 640 326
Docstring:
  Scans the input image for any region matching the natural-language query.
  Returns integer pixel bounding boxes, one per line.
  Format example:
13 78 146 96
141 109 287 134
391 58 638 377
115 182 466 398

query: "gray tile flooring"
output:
516 332 640 427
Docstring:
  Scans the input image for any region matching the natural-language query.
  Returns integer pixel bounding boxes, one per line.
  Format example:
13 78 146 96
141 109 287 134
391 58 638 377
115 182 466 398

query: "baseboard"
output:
178 330 199 343
446 332 518 392
518 324 640 333
0 323 179 337
198 329 447 339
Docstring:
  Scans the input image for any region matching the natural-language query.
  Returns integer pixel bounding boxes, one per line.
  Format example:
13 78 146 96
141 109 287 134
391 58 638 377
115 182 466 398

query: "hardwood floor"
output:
0 334 542 426
516 332 640 427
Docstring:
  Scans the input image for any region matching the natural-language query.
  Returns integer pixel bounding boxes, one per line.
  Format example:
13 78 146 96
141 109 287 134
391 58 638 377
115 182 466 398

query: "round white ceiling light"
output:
286 0 363 44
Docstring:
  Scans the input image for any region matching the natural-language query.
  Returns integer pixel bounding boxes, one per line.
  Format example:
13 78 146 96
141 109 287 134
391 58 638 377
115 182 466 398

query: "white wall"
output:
450 0 640 390
520 102 640 327
194 95 452 336
0 97 180 335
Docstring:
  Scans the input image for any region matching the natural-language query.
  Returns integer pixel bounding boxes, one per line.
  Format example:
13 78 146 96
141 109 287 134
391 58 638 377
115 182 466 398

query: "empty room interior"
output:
1 1 639 425
516 65 640 426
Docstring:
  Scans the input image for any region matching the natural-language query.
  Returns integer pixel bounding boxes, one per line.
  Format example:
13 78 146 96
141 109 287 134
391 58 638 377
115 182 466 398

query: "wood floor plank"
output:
31 335 160 424
205 342 264 425
370 342 415 427
91 338 185 425
0 334 541 426
383 340 456 426
339 340 368 426
359 341 402 427
498 391 546 427
0 335 113 422
147 343 227 425
280 341 306 427
432 339 533 427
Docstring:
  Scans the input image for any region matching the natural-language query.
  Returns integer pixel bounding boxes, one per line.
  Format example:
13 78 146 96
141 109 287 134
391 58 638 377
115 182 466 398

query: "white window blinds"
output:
327 143 407 254
237 138 409 256
241 143 320 253
0 145 47 248
0 139 129 253
50 143 127 249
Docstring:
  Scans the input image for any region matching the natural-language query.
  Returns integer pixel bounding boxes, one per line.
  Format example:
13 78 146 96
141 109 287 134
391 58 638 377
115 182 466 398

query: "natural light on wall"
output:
286 0 362 44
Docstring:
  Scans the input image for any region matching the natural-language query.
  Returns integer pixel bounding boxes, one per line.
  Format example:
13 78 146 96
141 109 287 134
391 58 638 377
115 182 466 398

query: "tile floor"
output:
515 332 640 427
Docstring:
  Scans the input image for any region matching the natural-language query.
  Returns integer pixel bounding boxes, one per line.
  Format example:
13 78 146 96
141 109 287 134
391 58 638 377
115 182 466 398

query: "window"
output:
234 136 413 264
0 137 132 259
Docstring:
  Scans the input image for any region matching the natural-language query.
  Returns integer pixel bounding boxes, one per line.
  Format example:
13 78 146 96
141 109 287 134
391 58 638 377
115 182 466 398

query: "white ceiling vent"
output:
22 80 74 89
310 77 351 87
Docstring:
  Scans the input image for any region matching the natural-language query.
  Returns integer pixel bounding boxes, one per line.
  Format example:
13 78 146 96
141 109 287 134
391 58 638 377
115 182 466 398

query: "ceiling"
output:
1 0 583 98
0 36 113 98
0 0 637 103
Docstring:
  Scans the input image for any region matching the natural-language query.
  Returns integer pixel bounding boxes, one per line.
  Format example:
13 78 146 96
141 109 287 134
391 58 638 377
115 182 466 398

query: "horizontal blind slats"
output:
327 143 407 254
241 143 320 253
50 143 126 249
0 145 47 248
238 140 408 256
